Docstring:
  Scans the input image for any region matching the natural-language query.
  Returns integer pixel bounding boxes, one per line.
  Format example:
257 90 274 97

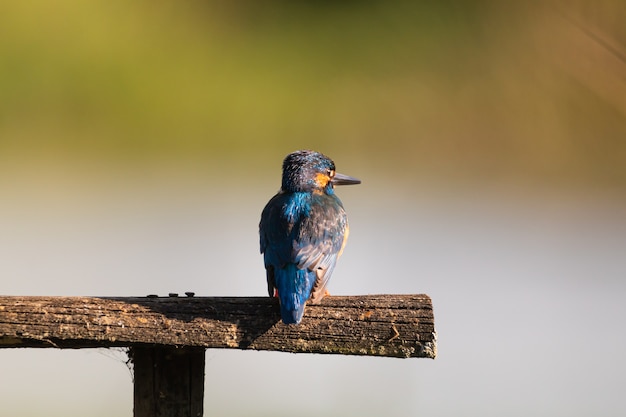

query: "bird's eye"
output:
328 169 335 178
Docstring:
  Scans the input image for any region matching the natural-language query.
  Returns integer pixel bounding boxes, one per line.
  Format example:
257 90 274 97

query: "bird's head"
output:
281 150 361 193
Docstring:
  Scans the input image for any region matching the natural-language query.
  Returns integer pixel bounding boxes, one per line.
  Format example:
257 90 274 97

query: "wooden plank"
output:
0 295 436 358
131 346 205 417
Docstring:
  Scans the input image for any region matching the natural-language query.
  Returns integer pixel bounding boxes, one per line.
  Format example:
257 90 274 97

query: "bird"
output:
259 150 360 324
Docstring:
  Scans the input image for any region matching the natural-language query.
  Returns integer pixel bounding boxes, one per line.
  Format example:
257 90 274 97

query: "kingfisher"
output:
259 150 361 324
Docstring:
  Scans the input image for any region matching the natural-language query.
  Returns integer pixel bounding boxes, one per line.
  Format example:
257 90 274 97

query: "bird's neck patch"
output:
284 192 311 223
314 172 331 191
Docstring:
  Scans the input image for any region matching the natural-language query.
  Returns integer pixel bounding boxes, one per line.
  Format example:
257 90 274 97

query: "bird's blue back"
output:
260 189 348 324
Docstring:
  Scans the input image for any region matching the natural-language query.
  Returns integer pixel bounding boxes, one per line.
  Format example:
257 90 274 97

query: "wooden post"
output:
131 346 205 417
0 294 436 417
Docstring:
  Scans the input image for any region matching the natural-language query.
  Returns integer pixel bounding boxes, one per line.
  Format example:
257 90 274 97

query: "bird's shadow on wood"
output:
105 296 281 349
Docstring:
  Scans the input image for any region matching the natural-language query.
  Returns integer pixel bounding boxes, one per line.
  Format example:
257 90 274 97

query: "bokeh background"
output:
1 1 626 416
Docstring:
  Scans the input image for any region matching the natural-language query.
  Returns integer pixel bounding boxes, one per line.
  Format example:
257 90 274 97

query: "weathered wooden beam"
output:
0 295 436 358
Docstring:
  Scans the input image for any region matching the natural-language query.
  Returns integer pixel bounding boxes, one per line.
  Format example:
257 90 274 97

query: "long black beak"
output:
332 172 361 186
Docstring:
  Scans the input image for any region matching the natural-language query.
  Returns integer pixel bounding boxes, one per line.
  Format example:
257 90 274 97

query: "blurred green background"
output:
2 0 625 186
1 1 626 416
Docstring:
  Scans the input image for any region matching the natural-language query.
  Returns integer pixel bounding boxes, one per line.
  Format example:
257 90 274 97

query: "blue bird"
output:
260 150 361 324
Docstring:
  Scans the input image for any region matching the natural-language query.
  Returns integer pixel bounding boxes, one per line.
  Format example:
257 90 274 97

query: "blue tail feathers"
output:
274 263 317 324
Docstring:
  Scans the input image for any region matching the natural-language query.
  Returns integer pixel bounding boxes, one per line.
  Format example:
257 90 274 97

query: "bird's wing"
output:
260 193 291 297
260 194 296 262
293 196 348 303
260 193 348 302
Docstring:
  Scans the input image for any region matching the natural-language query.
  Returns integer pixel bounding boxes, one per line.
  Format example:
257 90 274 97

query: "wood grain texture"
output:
0 295 436 358
132 346 205 417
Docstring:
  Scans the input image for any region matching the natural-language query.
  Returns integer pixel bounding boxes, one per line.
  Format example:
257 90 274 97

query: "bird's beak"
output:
332 172 361 186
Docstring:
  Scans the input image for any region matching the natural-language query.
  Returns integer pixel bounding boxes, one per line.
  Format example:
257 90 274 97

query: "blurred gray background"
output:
1 1 625 416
